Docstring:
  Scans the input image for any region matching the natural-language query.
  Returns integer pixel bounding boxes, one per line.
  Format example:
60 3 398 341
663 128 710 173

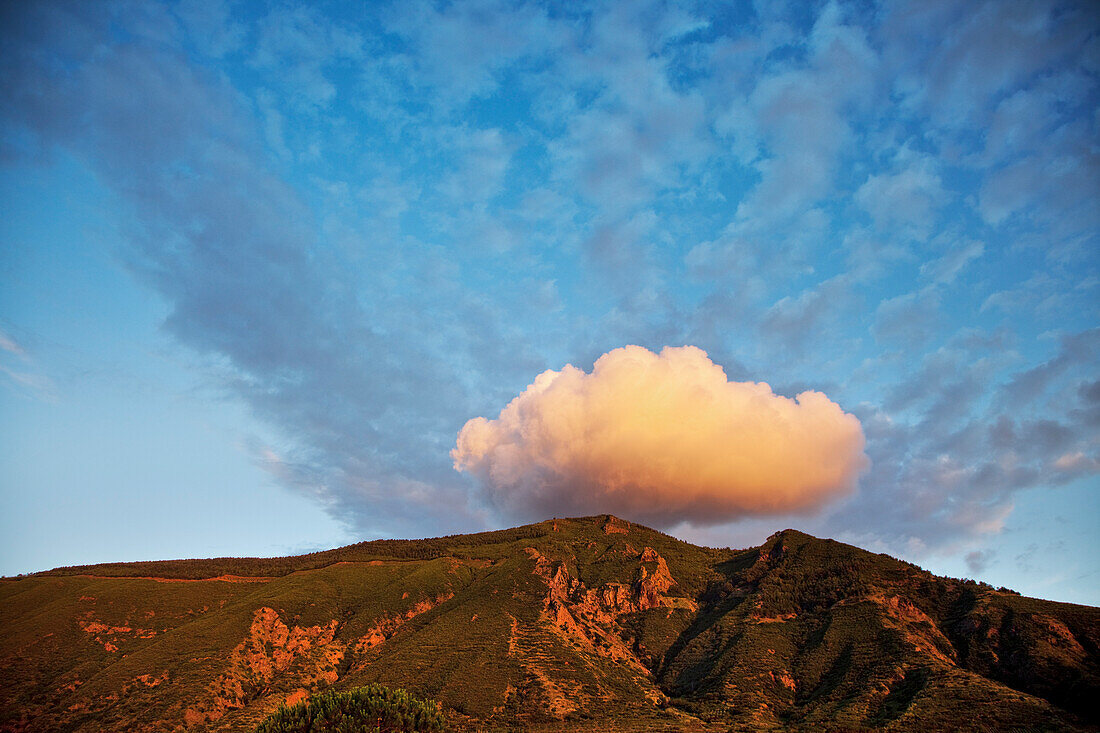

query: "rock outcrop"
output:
183 607 341 727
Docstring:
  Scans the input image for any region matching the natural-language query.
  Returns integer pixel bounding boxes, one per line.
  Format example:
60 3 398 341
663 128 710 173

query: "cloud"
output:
387 0 566 107
0 329 26 358
3 0 1095 572
919 237 984 285
1053 451 1100 475
174 0 244 59
880 0 1086 129
250 5 364 109
1002 328 1100 407
760 275 858 354
854 153 945 241
724 1 878 228
966 549 993 575
827 325 1100 555
0 1 504 538
977 133 1100 234
0 364 57 401
873 288 942 346
453 345 868 526
0 328 55 401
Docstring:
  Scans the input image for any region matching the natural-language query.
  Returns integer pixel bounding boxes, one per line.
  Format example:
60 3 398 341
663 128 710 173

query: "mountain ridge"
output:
1 515 1097 732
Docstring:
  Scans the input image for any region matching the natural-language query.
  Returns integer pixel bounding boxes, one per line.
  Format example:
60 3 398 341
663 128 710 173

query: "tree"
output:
255 684 445 733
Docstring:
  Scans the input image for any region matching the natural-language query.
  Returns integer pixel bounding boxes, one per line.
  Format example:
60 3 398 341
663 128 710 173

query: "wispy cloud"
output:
0 364 57 402
0 329 27 359
0 329 56 401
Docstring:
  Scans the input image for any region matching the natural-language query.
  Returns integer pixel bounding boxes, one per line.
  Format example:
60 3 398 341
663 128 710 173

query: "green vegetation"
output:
33 523 552 580
1 516 1097 733
255 685 445 733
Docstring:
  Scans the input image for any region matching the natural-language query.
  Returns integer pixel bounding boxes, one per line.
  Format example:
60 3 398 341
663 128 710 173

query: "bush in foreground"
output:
255 684 446 733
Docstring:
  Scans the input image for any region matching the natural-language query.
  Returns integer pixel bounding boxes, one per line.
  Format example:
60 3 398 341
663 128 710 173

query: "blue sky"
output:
1 0 1097 605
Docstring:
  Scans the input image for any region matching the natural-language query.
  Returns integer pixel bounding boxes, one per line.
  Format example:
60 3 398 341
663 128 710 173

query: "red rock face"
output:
352 592 455 658
183 607 341 727
523 542 695 692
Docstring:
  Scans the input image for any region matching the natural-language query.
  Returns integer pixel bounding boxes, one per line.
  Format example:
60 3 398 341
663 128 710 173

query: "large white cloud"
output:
453 345 868 526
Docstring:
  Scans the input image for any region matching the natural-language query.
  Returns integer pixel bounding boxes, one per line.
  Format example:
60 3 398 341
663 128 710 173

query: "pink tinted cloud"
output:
453 345 868 526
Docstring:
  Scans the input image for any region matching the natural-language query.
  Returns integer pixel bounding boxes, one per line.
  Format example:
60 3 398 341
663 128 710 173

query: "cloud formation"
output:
453 346 867 526
2 0 1096 591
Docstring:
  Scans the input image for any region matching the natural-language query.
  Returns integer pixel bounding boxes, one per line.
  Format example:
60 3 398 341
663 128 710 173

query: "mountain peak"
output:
768 527 816 540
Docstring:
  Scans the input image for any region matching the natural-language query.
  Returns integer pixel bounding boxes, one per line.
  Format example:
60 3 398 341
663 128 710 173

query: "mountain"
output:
1 516 1097 732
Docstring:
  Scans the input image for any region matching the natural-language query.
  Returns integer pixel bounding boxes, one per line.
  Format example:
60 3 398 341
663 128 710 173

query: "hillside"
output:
1 516 1097 732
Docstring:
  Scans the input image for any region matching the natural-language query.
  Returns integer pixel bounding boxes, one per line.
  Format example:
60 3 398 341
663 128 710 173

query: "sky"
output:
1 0 1098 605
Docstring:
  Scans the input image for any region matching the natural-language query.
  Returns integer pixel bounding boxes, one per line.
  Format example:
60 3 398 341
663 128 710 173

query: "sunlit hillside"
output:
1 516 1097 732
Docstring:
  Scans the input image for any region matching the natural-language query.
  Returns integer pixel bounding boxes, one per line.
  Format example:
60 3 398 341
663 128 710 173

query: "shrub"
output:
255 684 445 733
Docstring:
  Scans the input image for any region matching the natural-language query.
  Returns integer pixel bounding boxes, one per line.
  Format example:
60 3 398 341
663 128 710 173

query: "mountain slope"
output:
1 516 1097 732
